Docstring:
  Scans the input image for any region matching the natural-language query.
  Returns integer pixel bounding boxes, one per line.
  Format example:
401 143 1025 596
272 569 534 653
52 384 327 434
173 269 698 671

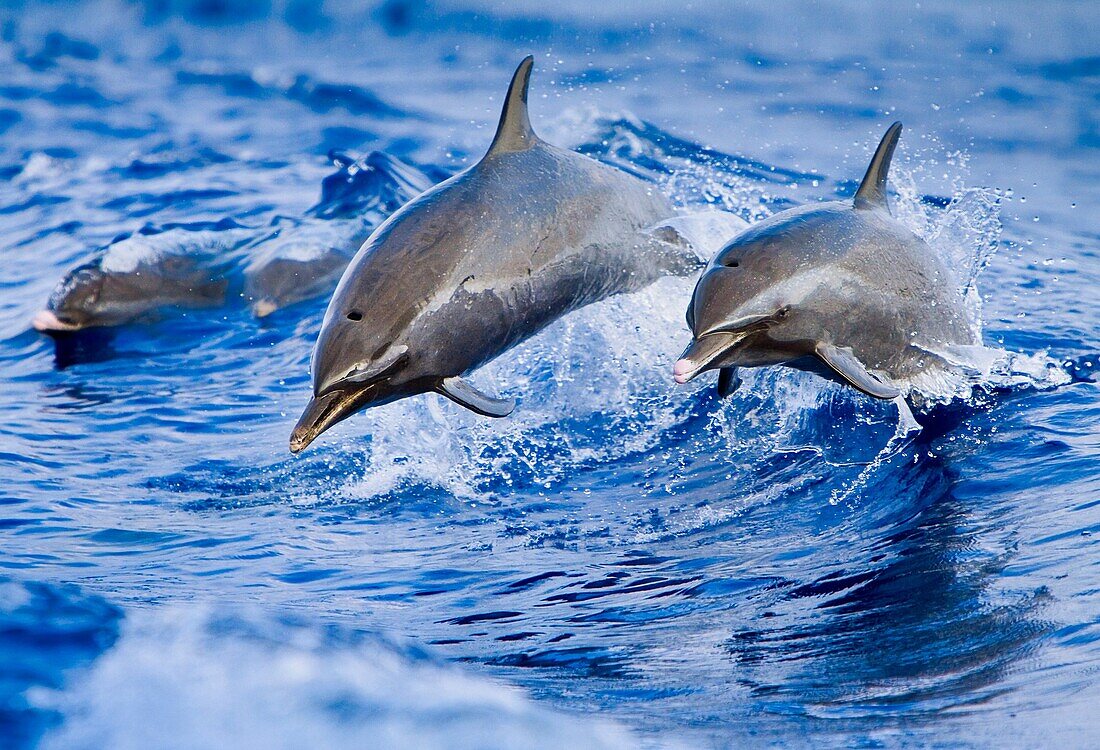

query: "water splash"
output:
316 115 1071 507
35 606 636 750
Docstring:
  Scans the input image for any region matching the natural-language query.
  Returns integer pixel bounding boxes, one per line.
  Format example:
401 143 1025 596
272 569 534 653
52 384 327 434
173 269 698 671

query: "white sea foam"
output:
100 229 253 274
36 606 636 750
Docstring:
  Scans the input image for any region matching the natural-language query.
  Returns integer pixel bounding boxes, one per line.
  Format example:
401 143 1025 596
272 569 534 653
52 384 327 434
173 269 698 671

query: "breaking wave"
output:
35 606 636 750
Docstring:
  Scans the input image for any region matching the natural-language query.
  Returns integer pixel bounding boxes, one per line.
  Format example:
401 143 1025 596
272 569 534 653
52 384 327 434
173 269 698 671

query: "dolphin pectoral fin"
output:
854 121 902 213
436 377 516 417
814 343 901 399
716 367 741 398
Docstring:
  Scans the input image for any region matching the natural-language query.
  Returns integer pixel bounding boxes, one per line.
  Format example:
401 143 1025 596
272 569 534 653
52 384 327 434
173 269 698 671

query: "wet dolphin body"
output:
32 226 254 333
674 122 977 400
290 56 698 453
245 152 436 317
34 152 435 332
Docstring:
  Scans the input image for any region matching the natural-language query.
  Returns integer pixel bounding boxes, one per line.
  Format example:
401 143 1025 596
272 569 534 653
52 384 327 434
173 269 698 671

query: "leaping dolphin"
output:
289 56 699 453
674 122 977 401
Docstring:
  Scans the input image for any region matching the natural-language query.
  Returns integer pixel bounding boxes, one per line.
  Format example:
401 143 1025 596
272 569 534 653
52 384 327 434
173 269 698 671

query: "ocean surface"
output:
1 1 1098 748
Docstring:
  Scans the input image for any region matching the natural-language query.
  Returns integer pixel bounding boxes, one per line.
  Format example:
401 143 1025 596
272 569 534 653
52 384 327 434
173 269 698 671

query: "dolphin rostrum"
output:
290 56 699 453
674 122 977 401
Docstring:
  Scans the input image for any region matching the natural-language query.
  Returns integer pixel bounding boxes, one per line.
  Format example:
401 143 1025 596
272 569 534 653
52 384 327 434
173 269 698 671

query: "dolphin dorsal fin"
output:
487 56 539 155
853 121 903 213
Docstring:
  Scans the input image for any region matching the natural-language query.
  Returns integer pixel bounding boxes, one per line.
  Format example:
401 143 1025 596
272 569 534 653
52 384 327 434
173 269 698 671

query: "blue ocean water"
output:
1 1 1098 748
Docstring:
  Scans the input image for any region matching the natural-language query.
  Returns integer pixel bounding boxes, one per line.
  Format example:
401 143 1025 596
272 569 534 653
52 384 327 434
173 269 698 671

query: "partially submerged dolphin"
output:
32 225 253 333
245 218 366 319
34 152 435 331
245 153 436 317
674 122 977 400
290 56 698 453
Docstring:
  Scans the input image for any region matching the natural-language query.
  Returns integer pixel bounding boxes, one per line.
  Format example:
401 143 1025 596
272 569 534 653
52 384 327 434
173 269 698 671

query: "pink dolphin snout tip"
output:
672 358 694 385
31 309 78 333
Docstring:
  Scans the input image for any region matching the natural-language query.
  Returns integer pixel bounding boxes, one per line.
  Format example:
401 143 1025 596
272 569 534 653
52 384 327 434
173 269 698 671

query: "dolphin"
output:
34 152 437 331
31 225 253 333
245 152 436 317
244 218 365 319
674 122 977 401
289 56 699 453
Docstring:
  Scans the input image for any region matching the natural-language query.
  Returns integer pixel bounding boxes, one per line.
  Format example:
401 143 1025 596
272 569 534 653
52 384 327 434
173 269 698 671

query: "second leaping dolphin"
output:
290 56 700 453
674 122 978 402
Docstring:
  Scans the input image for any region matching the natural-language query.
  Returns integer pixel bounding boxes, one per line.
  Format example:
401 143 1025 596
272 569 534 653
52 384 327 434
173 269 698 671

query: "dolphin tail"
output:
436 377 515 417
853 121 902 213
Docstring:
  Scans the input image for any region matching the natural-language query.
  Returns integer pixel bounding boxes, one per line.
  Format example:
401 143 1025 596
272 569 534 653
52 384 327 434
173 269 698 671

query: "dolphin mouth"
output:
290 352 412 454
289 385 375 454
32 310 85 334
673 331 749 384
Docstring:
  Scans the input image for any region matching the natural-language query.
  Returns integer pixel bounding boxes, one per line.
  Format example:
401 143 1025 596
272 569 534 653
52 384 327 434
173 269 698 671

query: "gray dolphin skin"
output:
32 227 252 333
674 122 977 401
34 151 435 332
289 56 697 453
244 152 437 318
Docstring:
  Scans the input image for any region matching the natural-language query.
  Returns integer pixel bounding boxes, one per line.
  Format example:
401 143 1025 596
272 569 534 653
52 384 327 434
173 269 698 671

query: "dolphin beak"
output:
32 310 83 334
289 387 368 454
673 332 745 384
291 352 411 453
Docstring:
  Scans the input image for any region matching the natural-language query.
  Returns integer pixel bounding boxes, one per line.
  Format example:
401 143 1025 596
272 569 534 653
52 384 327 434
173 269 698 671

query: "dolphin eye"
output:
346 310 363 322
776 306 790 320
